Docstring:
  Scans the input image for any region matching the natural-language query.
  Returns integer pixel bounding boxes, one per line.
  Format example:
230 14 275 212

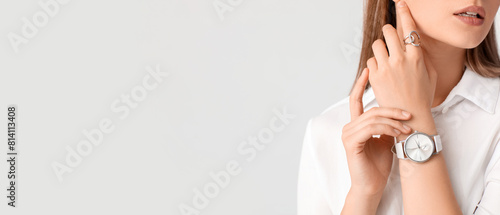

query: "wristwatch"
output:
391 131 442 163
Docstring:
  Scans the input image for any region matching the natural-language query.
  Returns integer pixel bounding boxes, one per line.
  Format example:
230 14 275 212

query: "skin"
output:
341 0 500 214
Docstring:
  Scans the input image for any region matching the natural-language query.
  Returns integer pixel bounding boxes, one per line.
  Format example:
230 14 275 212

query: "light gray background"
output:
0 0 499 214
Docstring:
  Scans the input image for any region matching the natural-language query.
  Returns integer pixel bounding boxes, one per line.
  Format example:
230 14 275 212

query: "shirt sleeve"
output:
297 118 333 215
473 140 500 215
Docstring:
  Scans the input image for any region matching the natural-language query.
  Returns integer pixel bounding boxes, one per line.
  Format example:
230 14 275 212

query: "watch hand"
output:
422 145 429 151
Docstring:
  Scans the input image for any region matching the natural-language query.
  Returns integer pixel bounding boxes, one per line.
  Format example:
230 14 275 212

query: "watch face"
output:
404 133 435 162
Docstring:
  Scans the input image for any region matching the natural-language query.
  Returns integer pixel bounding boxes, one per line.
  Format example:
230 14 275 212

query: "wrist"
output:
396 108 436 142
349 186 384 199
343 186 384 214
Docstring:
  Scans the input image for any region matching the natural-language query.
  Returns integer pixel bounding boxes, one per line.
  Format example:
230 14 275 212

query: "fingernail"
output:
403 124 411 131
394 129 401 135
398 1 406 7
402 111 410 117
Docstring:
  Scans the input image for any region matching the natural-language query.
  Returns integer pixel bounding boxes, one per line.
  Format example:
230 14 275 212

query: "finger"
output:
398 0 416 37
361 124 405 139
349 116 412 138
349 68 369 121
360 107 412 122
395 3 406 52
397 0 422 57
366 57 378 74
372 39 389 64
382 24 404 57
346 123 404 146
345 112 412 139
344 107 412 140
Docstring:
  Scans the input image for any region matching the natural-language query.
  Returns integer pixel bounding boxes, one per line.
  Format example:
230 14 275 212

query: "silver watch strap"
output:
392 137 407 159
391 133 442 160
434 135 442 153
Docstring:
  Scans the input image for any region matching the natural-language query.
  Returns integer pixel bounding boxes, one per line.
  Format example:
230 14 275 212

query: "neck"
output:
421 37 466 108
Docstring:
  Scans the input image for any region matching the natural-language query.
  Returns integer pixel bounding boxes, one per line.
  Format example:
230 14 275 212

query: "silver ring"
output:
403 30 421 47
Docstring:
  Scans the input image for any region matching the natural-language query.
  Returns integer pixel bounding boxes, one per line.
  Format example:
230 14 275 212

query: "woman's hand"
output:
367 0 438 112
341 68 413 196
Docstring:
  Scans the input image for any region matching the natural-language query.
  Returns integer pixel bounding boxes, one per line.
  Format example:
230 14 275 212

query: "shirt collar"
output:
443 65 500 114
363 65 500 114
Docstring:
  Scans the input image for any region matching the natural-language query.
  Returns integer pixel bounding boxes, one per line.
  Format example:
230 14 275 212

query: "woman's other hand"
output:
341 68 413 196
368 0 438 112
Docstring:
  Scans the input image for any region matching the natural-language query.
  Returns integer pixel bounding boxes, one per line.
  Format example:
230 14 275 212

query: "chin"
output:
424 29 488 50
448 23 493 49
450 39 483 49
449 35 487 49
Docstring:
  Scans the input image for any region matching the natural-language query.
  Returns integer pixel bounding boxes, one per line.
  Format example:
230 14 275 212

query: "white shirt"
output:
297 65 500 215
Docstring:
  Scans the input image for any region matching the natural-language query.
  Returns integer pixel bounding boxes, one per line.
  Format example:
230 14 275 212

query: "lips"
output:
453 6 485 19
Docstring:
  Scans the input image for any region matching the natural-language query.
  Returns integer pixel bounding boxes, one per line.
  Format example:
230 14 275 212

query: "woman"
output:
297 0 500 214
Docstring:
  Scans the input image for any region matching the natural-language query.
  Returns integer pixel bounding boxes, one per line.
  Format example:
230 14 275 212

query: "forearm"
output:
341 187 383 215
397 110 462 215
